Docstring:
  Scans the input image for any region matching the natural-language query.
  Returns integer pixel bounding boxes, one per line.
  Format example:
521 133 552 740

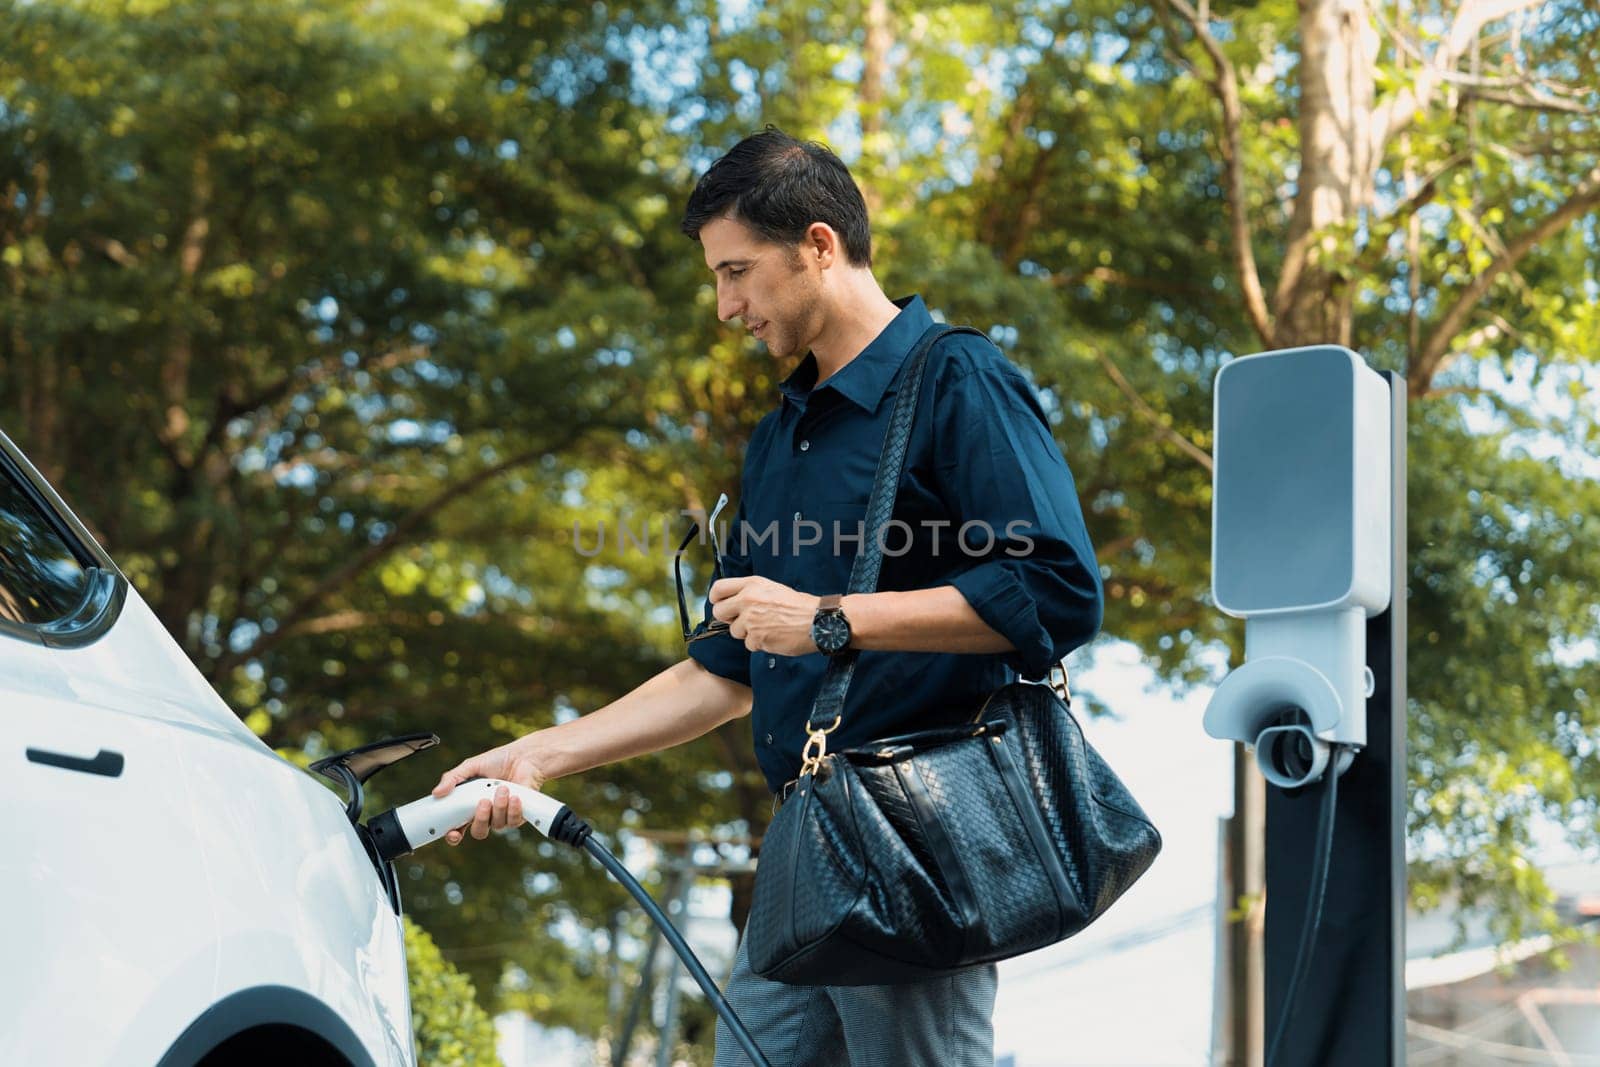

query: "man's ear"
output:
803 222 840 270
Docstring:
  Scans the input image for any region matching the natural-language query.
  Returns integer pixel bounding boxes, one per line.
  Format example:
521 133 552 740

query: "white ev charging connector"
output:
1203 345 1392 788
366 778 576 858
365 778 773 1067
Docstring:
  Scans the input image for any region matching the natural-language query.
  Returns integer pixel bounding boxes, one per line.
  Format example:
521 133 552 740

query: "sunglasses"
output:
674 492 731 643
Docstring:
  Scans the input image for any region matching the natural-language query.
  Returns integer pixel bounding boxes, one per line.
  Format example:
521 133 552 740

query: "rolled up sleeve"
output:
936 356 1103 679
685 496 756 687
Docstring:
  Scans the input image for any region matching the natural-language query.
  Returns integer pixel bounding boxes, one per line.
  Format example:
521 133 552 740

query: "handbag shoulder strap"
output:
804 322 990 735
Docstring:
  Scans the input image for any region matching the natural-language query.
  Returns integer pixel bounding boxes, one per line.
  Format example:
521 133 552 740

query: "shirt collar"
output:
777 295 934 415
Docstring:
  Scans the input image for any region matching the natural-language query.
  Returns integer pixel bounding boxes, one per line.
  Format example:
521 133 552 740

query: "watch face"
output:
814 612 850 653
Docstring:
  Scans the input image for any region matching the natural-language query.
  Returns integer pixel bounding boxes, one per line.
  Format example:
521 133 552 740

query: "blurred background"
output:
2 0 1598 1063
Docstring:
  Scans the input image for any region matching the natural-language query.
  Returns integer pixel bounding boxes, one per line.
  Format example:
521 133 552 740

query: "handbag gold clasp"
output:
799 714 842 777
1049 663 1072 705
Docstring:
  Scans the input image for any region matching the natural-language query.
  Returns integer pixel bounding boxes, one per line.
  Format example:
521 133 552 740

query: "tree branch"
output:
1158 0 1275 347
280 608 563 639
1411 162 1600 395
1460 86 1599 116
1378 150 1473 228
1427 383 1496 400
209 422 622 677
1152 1 1201 79
1093 347 1215 473
83 233 140 268
223 344 429 435
1354 151 1473 281
1050 265 1211 298
1002 141 1062 269
156 152 213 475
977 82 1043 249
1093 535 1139 564
1375 0 1547 151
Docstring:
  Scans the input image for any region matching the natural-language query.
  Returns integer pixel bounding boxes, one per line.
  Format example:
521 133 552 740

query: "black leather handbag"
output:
746 324 1162 986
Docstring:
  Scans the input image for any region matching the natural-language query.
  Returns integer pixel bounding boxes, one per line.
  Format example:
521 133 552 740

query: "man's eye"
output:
728 269 746 279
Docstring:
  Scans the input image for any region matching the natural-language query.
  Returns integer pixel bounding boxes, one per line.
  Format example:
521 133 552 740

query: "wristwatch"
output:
811 594 852 656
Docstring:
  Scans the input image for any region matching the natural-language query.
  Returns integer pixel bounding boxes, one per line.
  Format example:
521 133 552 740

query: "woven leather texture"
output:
748 323 1161 986
1009 682 1162 914
750 684 1160 985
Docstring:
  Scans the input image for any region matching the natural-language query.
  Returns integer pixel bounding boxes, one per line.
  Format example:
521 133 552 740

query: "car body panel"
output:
2 681 221 1065
172 712 414 1065
0 429 414 1066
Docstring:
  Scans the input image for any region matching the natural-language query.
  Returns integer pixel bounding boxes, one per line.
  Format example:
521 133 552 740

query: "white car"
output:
0 428 422 1066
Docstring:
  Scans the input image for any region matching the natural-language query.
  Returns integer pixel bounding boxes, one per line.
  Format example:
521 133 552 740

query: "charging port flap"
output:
309 733 441 823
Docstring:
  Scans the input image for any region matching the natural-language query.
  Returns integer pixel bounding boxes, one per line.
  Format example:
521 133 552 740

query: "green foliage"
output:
405 915 503 1067
1406 394 1600 942
3 0 1598 1045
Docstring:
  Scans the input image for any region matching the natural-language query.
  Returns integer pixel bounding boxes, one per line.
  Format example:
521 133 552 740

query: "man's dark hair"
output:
681 126 873 267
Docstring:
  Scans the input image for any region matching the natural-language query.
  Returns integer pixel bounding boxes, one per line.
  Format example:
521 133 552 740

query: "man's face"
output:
700 214 822 361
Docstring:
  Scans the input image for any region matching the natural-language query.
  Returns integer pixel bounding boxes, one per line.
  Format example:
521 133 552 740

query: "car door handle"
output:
26 747 125 778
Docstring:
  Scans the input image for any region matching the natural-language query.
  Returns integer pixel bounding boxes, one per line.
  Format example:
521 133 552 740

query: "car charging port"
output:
308 733 442 914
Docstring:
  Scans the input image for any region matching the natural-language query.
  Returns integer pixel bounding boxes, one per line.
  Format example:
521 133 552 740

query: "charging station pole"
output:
1264 371 1406 1066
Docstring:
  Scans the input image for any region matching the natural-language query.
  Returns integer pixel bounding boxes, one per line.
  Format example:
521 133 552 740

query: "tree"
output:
1147 0 1600 933
405 915 503 1066
0 0 737 1031
5 0 1597 1054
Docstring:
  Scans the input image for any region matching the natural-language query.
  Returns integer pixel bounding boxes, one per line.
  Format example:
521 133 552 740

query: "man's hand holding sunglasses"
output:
708 575 832 656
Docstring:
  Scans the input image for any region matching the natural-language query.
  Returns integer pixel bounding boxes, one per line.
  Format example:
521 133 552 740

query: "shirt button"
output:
767 656 777 669
793 511 802 521
764 733 774 745
800 439 811 452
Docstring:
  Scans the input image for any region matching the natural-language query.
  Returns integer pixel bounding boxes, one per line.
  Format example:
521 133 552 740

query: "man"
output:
431 126 1103 1065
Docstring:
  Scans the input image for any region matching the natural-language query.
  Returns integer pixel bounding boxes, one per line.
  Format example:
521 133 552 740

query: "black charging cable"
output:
548 809 774 1067
1265 749 1343 1067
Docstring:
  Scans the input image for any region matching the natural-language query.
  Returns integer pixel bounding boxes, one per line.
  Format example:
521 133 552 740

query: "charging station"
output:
1205 346 1406 1066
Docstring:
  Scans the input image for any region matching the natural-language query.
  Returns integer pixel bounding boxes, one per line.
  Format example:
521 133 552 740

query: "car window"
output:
0 464 91 626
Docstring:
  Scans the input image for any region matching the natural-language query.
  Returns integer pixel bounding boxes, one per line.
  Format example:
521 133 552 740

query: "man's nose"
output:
716 285 743 323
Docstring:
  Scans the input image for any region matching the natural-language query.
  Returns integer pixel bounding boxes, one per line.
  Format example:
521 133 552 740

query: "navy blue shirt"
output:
687 295 1103 794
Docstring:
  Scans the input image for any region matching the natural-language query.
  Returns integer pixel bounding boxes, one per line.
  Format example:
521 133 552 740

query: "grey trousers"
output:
711 920 999 1067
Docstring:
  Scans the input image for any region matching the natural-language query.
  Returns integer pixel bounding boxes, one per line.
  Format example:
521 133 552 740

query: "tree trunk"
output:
860 0 890 140
1273 0 1379 347
17 352 62 486
859 0 892 215
1224 746 1266 1067
153 151 215 649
